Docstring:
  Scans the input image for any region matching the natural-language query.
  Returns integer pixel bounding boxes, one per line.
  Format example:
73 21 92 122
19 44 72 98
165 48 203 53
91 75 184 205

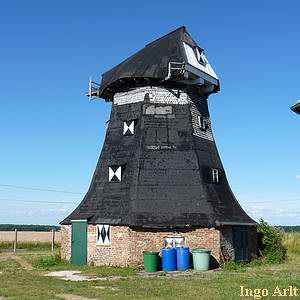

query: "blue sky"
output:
0 1 299 225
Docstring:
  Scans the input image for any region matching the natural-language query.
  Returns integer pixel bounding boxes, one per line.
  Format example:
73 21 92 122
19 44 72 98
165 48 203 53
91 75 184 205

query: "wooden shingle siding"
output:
62 86 256 228
114 86 189 106
189 95 214 141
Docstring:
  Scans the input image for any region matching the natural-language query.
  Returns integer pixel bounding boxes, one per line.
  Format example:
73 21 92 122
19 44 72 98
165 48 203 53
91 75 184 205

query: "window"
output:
109 165 122 182
212 168 219 184
198 115 206 130
198 50 208 66
123 120 135 136
193 48 207 66
96 225 111 245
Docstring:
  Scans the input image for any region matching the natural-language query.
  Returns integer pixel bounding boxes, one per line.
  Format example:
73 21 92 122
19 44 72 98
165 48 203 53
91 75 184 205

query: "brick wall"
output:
87 225 131 266
61 224 220 266
60 224 257 266
60 225 71 261
128 227 221 267
60 225 221 267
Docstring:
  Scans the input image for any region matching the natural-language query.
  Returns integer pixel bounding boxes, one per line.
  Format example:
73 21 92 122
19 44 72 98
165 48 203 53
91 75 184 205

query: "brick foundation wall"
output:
61 224 221 267
60 224 257 266
128 227 220 267
87 225 131 266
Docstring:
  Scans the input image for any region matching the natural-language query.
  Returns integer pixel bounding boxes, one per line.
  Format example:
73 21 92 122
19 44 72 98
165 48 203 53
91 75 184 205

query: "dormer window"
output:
198 115 206 130
195 48 207 66
123 120 135 136
109 165 122 182
212 168 219 184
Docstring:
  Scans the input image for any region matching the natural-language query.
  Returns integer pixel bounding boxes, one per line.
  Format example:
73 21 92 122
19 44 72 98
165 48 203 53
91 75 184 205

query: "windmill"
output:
61 27 257 266
291 101 300 114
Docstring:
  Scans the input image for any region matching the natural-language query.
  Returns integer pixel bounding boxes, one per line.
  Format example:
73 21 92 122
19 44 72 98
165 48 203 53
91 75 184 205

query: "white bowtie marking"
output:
123 121 134 135
109 166 122 182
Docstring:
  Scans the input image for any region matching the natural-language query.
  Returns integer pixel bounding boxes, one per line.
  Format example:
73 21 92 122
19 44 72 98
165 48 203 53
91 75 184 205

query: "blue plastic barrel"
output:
176 247 190 271
162 248 176 272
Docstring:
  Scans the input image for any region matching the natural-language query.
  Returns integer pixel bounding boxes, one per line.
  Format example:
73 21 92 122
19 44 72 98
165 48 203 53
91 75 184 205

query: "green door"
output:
71 220 87 265
233 226 249 262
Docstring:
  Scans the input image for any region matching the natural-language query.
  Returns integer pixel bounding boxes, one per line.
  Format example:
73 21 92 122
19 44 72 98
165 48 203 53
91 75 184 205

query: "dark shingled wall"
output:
62 88 255 228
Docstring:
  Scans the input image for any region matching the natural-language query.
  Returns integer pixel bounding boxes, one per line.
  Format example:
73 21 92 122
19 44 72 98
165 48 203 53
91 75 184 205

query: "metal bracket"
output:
164 62 185 81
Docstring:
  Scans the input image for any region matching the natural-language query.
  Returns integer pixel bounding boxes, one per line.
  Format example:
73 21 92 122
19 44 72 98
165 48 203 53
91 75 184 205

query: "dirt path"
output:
11 255 33 270
56 294 99 300
0 253 33 270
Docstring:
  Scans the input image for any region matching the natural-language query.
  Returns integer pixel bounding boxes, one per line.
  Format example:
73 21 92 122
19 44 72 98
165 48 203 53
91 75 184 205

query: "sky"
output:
0 1 299 226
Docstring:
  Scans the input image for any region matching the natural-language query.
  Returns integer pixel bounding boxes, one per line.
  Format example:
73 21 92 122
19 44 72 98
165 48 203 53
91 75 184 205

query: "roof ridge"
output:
145 26 185 47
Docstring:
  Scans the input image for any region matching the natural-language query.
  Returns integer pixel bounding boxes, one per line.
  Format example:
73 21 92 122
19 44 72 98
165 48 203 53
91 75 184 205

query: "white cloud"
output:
244 205 300 225
1 204 76 225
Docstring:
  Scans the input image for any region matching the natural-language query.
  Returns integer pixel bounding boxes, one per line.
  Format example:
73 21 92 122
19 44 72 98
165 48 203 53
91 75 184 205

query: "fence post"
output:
13 229 17 253
51 229 55 253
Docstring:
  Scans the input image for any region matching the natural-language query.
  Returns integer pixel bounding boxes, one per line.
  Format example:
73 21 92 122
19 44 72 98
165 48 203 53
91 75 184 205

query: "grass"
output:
1 252 300 300
0 232 299 299
0 241 60 252
283 232 300 255
27 252 138 276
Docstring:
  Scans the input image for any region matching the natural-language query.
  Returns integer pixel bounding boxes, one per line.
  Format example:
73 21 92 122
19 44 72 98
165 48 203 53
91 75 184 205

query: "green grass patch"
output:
0 252 300 300
283 232 300 255
0 241 60 251
221 258 267 272
21 251 138 276
32 253 62 268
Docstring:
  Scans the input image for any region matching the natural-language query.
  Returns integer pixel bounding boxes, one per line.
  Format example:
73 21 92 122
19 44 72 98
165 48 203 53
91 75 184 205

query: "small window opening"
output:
198 115 206 130
212 168 219 184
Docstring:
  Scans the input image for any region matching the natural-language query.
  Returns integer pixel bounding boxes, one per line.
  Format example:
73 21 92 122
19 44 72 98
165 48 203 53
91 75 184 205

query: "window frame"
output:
212 168 219 184
198 115 206 130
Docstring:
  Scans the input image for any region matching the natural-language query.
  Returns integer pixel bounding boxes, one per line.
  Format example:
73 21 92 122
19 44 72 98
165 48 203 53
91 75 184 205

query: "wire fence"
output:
0 229 61 253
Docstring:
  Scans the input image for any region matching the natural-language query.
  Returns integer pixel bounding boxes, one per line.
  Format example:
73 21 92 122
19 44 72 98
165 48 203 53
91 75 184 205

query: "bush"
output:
257 219 286 264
